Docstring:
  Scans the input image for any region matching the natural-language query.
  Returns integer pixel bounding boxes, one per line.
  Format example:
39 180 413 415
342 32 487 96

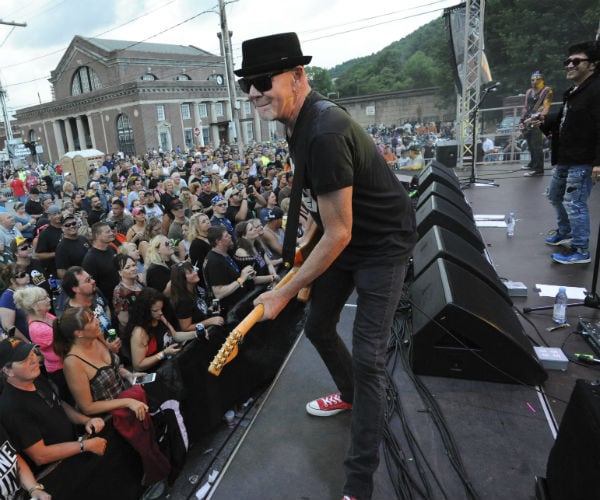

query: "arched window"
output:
141 73 157 81
71 66 102 96
175 74 191 81
116 113 136 157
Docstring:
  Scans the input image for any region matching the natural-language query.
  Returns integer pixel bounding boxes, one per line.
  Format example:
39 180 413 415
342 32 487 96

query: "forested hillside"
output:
312 0 599 106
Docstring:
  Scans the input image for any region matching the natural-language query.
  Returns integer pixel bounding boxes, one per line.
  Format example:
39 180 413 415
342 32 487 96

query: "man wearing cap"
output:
143 190 163 219
237 32 417 500
520 70 553 176
167 200 188 241
0 338 107 498
261 207 284 259
225 185 250 224
0 213 23 263
24 188 44 223
55 214 91 279
197 177 219 212
210 195 235 238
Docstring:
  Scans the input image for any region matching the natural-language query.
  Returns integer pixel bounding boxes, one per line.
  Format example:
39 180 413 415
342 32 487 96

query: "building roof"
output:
82 37 214 57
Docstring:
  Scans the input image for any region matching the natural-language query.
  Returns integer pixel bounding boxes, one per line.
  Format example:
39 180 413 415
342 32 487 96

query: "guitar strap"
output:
281 99 337 269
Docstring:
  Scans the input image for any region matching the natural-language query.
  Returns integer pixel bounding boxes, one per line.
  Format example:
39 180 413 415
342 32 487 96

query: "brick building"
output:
14 36 276 163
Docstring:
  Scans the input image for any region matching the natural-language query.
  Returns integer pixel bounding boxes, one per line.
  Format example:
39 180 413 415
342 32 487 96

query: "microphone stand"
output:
461 86 499 189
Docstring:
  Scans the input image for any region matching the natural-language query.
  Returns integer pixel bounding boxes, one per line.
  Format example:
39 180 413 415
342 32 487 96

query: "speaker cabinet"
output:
436 141 458 168
410 258 547 385
418 161 461 195
413 226 511 305
416 196 484 252
545 379 600 500
417 181 473 218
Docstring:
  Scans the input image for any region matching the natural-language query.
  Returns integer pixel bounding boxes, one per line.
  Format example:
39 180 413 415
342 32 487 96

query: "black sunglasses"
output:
18 244 32 250
563 57 590 67
238 68 295 94
191 208 203 213
63 222 77 228
15 272 28 279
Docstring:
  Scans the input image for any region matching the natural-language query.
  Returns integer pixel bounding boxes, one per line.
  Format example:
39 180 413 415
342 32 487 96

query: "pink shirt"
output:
28 314 62 373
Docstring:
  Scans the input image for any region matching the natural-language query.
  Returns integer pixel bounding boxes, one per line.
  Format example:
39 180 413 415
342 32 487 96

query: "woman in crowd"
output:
113 254 144 336
233 221 279 286
188 213 212 280
12 286 73 401
160 179 178 235
169 261 225 334
124 287 197 372
179 187 195 217
62 180 75 201
118 242 145 282
13 202 35 239
0 263 31 341
139 216 163 262
55 307 148 419
144 235 176 295
126 206 147 244
258 191 279 225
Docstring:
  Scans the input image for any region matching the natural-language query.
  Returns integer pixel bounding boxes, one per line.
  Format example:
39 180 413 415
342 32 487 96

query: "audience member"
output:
82 222 119 304
55 214 90 279
0 263 31 341
113 254 143 335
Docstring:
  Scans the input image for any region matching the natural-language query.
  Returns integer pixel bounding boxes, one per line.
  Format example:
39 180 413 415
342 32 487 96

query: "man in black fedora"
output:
238 32 417 500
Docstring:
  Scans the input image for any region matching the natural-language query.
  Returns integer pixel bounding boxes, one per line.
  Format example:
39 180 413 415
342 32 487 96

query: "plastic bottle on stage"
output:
506 212 516 237
552 287 568 324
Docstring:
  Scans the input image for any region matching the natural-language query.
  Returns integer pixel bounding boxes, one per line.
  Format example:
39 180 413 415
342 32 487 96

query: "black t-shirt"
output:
198 191 218 209
289 92 417 269
189 238 211 289
0 378 76 474
174 293 208 324
35 224 63 276
27 258 51 294
25 198 43 216
56 236 91 271
0 424 19 499
82 246 119 303
203 251 245 313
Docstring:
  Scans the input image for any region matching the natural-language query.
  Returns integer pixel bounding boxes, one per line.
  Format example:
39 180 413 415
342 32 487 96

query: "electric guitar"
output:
208 224 319 376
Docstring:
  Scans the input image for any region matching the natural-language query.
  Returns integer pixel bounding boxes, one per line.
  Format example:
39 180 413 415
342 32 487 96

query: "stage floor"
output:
173 161 600 500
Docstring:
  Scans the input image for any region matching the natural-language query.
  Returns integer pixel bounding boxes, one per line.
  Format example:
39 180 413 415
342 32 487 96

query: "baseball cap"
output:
266 207 284 220
10 236 32 255
0 338 39 367
211 195 225 206
47 205 61 215
61 213 76 224
201 177 211 184
170 199 184 210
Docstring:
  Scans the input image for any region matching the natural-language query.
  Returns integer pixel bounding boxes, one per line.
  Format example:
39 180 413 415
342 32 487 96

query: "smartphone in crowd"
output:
132 373 157 385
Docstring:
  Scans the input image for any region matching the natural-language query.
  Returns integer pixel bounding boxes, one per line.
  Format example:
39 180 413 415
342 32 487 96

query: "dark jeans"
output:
525 127 544 173
304 260 408 500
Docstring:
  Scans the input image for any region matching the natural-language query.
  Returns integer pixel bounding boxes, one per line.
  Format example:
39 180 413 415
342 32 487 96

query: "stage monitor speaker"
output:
417 181 473 218
416 196 484 252
417 161 461 195
410 258 547 385
412 225 511 305
545 379 600 500
436 141 458 168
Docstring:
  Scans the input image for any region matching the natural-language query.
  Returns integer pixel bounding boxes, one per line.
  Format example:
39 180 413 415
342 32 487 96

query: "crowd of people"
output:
0 141 300 499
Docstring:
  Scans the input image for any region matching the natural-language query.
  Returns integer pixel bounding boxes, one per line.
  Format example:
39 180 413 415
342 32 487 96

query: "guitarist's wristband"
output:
236 278 244 288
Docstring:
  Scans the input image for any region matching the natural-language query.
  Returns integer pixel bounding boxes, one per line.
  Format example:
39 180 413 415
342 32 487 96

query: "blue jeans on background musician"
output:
304 260 408 500
547 164 593 251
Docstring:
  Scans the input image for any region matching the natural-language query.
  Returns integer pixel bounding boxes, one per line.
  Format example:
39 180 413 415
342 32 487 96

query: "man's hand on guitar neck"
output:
254 287 295 321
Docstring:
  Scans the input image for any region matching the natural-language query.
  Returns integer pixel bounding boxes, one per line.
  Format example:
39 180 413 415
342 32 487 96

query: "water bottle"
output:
49 274 57 292
552 287 568 324
107 328 118 343
506 212 516 237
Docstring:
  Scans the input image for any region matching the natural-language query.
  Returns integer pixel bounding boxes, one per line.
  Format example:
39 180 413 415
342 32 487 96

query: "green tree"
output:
306 66 333 95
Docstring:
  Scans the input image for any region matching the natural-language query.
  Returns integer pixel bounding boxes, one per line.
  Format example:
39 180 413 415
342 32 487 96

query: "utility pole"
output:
218 0 243 149
0 19 27 164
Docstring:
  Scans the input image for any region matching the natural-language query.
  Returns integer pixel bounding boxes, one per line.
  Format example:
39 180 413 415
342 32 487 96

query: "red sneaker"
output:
306 392 352 416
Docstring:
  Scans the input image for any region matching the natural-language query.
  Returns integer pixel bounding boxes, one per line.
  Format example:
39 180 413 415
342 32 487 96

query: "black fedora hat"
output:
234 32 312 77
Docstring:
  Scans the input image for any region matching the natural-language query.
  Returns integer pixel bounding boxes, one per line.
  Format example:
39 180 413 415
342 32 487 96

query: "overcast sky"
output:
0 0 457 114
